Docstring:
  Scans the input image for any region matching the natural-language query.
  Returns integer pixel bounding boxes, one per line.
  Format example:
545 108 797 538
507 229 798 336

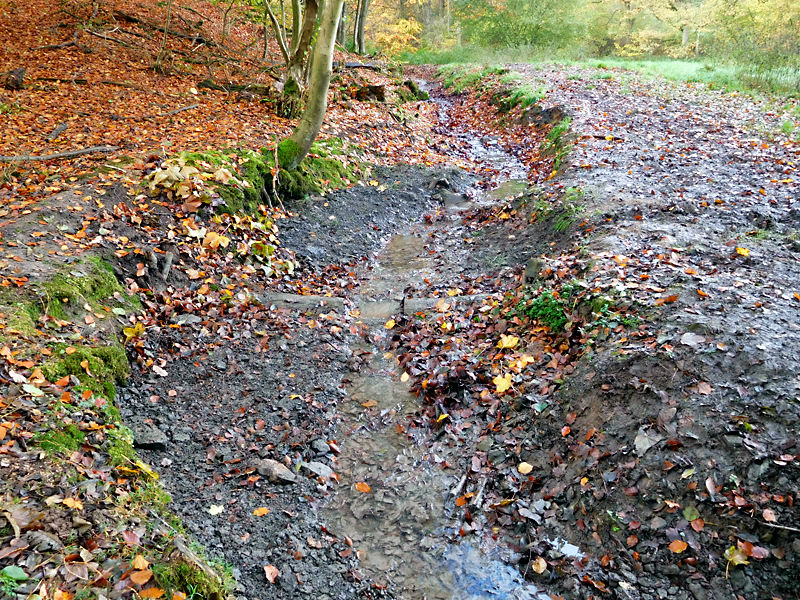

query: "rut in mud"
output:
117 66 800 600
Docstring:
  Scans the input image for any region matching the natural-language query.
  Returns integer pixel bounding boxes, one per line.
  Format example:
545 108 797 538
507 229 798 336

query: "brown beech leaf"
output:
264 565 280 583
129 569 153 585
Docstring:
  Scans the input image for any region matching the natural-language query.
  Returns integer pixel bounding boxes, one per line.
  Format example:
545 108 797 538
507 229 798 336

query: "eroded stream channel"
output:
321 136 546 598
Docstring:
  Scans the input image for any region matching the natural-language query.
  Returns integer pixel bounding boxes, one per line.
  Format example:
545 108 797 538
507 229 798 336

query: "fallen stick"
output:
0 146 119 162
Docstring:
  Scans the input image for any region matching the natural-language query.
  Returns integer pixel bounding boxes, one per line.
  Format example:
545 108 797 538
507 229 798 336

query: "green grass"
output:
402 43 587 66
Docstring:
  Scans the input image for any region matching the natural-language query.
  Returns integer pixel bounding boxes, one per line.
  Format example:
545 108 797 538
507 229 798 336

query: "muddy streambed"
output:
321 137 541 599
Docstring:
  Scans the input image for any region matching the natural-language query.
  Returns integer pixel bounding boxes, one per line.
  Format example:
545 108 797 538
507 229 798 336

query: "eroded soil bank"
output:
118 65 800 600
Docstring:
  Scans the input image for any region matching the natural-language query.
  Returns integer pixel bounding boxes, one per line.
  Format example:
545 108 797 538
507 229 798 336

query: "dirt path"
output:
114 66 800 600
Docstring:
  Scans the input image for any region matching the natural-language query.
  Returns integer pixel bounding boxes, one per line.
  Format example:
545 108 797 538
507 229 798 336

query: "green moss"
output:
152 555 229 600
37 258 131 320
42 343 129 399
276 138 304 170
38 424 86 454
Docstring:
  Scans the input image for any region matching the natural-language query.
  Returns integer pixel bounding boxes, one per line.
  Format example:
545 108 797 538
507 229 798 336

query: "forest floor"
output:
1 2 800 600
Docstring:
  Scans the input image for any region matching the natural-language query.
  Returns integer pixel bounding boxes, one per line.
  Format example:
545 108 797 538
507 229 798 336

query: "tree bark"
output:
277 0 345 171
682 24 690 46
288 0 318 82
337 0 347 46
356 0 369 54
290 0 302 54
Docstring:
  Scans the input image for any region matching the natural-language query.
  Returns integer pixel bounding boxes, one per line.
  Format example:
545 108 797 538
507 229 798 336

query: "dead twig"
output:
0 146 119 162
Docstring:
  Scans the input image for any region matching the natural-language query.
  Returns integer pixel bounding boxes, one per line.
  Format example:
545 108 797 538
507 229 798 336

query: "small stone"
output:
300 461 334 479
130 422 169 451
688 583 708 600
311 439 330 454
256 459 297 484
476 437 493 452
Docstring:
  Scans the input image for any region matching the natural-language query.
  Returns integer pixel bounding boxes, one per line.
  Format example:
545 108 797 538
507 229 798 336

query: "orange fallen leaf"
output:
131 555 150 570
668 540 688 553
129 569 153 585
355 482 371 493
253 507 270 517
138 588 164 599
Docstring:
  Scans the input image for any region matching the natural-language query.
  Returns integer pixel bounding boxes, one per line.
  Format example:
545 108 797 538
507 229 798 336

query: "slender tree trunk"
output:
155 0 173 70
277 0 345 170
264 0 290 62
222 0 236 45
279 0 287 42
356 0 369 54
288 0 318 80
682 24 690 46
291 0 302 54
337 0 347 46
352 0 361 50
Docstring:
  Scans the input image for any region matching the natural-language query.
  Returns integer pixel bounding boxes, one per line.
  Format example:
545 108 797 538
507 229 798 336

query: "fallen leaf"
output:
493 373 512 393
138 588 164 599
264 565 280 583
735 247 750 257
253 507 270 517
400 372 410 382
384 319 395 329
517 462 533 474
131 555 150 570
724 545 749 566
496 334 519 349
668 540 688 553
355 482 371 493
208 505 224 515
129 569 153 585
763 508 777 522
61 497 83 510
531 556 547 574
697 382 712 395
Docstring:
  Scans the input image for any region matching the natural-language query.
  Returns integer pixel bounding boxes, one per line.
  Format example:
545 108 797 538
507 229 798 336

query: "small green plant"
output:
540 116 573 172
780 120 795 135
1 566 29 595
516 288 568 332
37 424 86 454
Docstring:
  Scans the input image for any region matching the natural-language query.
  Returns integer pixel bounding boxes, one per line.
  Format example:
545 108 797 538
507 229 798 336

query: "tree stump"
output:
2 67 25 90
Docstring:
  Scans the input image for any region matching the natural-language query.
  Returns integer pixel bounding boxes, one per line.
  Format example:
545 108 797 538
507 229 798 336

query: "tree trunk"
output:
288 0 318 79
337 0 347 46
277 0 345 170
356 0 369 54
264 0 290 62
682 24 690 46
352 0 361 50
290 0 302 54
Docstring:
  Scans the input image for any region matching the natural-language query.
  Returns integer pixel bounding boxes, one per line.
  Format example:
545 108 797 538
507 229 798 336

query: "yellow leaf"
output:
735 247 750 257
131 555 150 570
580 477 589 486
384 319 395 329
79 359 92 376
532 556 547 574
400 372 410 382
253 507 270 517
61 497 83 510
724 546 749 566
493 373 512 394
517 462 533 474
436 413 449 423
497 334 519 349
123 322 145 342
